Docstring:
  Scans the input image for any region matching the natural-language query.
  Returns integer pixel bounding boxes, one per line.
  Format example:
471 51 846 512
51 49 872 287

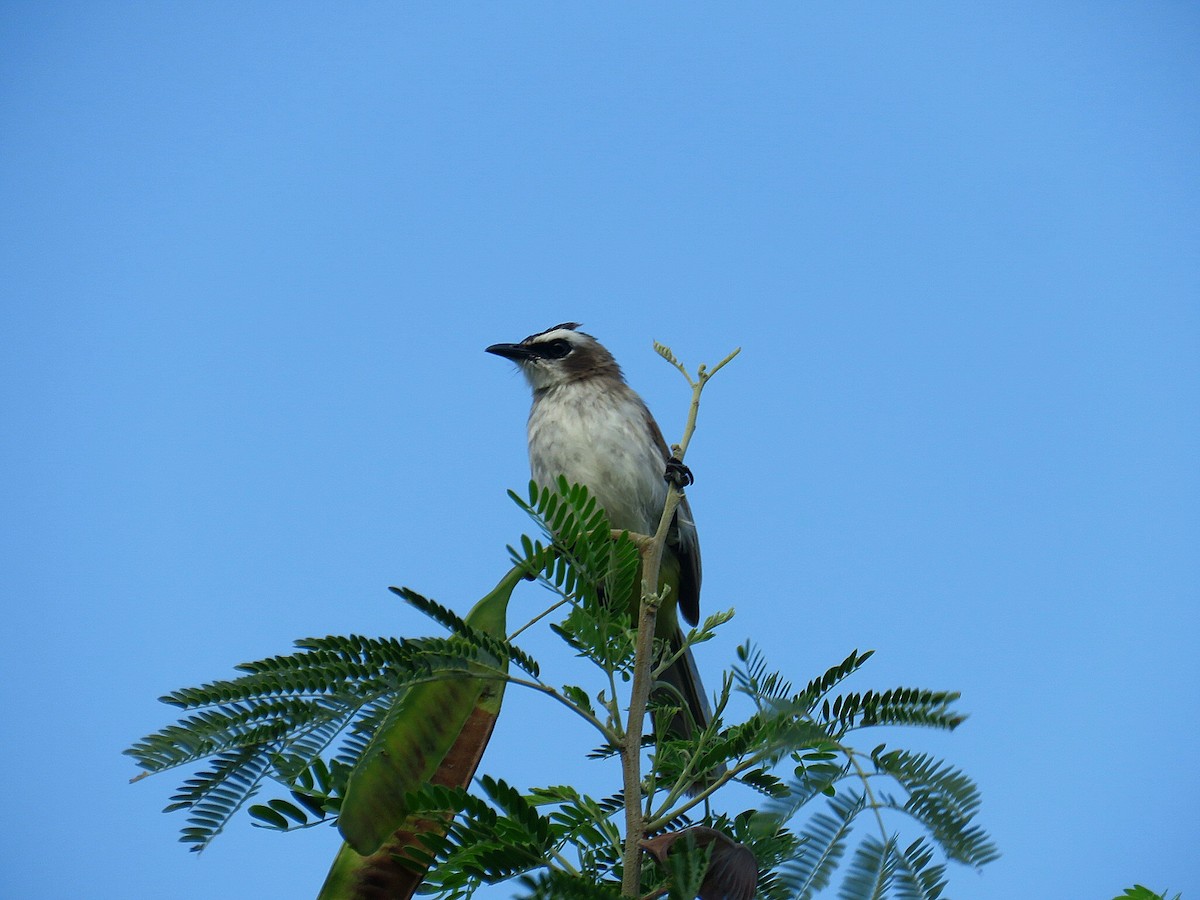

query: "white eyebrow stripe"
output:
527 326 586 345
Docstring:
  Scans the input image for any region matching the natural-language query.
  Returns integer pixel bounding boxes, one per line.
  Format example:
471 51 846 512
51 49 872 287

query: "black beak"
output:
485 342 533 361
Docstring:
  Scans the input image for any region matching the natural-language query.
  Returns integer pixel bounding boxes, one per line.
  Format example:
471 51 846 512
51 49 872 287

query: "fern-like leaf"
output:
837 834 895 900
392 587 541 677
170 746 273 851
517 869 622 900
890 837 948 900
871 749 998 868
771 790 864 899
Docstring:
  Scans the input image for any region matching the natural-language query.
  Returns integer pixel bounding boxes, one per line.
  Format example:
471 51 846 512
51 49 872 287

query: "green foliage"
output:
126 599 525 850
1114 887 1182 900
713 641 998 900
662 836 712 900
509 478 642 620
382 778 637 900
395 778 557 892
765 790 862 898
391 586 540 678
838 835 897 900
129 479 997 899
518 869 623 900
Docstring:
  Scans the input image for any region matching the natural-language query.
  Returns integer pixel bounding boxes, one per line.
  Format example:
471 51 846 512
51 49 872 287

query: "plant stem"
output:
619 507 676 896
503 675 621 744
508 595 573 641
618 345 739 898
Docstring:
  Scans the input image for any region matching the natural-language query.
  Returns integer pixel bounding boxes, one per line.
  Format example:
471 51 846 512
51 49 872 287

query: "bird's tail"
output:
653 631 726 791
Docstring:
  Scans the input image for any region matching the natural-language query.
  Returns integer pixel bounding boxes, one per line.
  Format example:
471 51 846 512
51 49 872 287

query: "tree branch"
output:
619 343 740 898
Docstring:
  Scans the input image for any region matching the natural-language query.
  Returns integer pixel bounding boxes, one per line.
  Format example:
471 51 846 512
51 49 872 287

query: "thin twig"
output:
508 596 574 641
618 343 739 898
503 674 622 744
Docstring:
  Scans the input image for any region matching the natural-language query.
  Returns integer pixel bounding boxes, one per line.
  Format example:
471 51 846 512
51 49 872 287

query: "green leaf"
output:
891 837 948 900
338 565 526 855
837 835 895 900
248 803 289 830
168 746 271 851
561 684 596 718
771 790 863 898
266 798 309 826
664 837 711 900
1113 887 1181 900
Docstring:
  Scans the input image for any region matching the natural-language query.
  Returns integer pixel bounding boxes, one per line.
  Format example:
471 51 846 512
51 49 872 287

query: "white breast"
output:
527 381 667 535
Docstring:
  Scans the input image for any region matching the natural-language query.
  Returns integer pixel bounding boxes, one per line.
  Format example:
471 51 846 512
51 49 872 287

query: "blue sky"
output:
2 4 1196 898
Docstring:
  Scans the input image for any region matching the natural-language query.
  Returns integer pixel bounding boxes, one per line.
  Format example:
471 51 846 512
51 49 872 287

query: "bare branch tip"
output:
702 346 742 380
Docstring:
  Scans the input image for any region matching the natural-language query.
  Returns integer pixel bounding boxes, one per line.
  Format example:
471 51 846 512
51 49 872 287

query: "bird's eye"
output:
541 339 572 359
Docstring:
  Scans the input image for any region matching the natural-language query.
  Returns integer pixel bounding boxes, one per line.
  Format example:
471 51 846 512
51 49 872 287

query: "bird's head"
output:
486 322 621 391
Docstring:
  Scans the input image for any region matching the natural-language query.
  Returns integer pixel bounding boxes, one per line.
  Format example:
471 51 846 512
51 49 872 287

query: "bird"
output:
486 322 713 758
640 825 758 900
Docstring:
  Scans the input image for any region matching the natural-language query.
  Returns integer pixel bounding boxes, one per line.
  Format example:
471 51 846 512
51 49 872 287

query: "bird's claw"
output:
664 456 694 488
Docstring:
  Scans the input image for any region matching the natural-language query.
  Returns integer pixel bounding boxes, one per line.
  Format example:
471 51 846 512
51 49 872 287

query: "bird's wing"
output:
659 629 714 740
642 400 703 627
671 496 702 627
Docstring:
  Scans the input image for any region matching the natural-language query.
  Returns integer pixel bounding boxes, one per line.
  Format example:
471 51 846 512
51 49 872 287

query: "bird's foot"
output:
664 456 694 488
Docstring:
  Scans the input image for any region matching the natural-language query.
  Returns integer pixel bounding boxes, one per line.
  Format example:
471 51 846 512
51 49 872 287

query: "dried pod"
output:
640 825 757 900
